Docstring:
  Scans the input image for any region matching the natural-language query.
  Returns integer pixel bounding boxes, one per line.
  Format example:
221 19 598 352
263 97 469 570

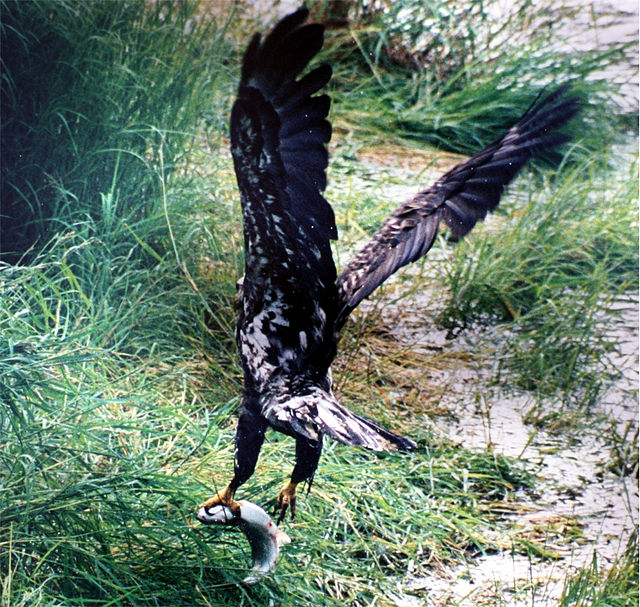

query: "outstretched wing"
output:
336 86 579 326
231 9 338 383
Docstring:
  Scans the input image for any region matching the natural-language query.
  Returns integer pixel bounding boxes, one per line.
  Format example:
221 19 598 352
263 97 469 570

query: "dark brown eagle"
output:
197 8 578 524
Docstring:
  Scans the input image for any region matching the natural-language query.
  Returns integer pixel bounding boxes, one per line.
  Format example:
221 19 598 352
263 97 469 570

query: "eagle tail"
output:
343 409 417 451
266 389 416 452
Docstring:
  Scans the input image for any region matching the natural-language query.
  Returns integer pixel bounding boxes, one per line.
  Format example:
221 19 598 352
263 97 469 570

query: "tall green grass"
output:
1 0 234 263
1 236 537 606
322 0 634 157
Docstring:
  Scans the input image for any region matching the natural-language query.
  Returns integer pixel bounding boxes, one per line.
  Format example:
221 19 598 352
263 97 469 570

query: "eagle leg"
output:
275 435 323 524
199 404 266 519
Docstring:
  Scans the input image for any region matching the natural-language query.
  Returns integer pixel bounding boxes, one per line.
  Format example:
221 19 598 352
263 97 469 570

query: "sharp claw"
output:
197 487 241 523
274 495 287 525
276 500 295 525
275 482 297 525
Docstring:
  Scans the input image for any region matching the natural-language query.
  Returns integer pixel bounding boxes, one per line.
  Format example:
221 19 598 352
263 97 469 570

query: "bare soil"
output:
379 287 638 606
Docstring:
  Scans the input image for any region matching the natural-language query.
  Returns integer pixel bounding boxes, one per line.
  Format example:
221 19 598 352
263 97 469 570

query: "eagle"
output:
197 8 578 524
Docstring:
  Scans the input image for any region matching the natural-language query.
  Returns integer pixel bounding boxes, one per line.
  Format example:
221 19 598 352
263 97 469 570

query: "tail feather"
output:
315 398 416 451
349 410 416 451
264 388 415 452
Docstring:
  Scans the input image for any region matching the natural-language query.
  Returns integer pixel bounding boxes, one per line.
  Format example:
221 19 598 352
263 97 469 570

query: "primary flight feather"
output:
197 8 578 524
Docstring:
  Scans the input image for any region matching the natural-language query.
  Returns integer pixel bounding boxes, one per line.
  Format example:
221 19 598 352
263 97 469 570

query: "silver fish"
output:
197 499 291 584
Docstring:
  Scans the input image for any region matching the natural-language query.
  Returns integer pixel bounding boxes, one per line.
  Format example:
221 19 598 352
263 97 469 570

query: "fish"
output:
197 499 291 584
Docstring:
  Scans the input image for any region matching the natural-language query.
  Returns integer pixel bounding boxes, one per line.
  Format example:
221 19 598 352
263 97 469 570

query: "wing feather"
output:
231 8 338 380
276 64 333 109
336 86 579 326
232 9 335 258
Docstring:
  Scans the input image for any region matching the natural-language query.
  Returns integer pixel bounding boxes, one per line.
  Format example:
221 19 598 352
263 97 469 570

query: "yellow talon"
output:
198 486 241 521
275 481 299 524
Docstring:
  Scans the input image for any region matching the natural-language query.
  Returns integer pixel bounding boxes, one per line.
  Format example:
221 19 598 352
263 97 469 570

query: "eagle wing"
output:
336 86 579 327
231 9 338 383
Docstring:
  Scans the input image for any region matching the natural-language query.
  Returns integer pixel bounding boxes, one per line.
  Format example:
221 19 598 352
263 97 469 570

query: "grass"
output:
1 0 638 605
0 0 235 263
322 0 634 158
560 531 639 607
437 147 638 411
1 247 535 605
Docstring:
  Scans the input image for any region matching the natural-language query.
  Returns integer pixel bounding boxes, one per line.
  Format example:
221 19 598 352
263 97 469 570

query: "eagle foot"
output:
275 481 298 525
197 487 241 524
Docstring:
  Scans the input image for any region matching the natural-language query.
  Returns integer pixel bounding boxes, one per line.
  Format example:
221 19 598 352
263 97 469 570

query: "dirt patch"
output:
354 279 638 606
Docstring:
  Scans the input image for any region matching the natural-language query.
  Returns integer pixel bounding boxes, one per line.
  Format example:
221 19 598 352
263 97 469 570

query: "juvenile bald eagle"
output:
198 8 578 524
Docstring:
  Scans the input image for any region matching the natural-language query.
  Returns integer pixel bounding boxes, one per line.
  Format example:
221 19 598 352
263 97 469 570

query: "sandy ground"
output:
342 147 637 602
418 5 638 600
340 0 639 589
347 137 638 603
376 287 638 606
550 0 638 111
